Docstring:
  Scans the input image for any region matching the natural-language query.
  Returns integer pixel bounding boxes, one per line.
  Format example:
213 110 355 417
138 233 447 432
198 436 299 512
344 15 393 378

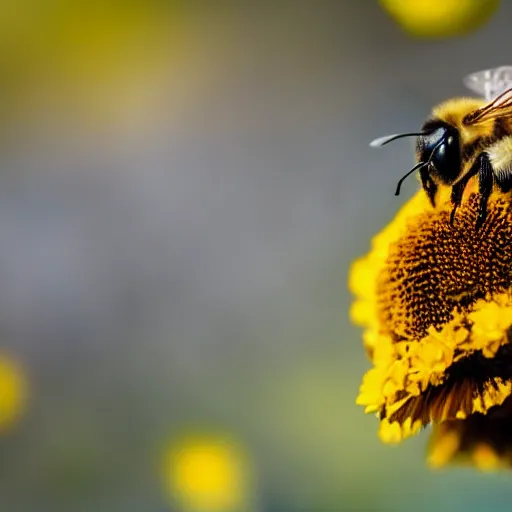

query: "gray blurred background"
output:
1 2 512 511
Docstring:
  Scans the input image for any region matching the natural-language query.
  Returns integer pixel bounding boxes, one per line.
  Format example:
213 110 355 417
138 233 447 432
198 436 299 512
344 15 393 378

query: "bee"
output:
371 66 512 229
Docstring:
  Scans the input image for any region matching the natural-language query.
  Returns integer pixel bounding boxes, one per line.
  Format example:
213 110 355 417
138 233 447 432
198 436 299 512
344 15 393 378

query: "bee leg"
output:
420 166 437 207
450 172 474 226
476 153 494 230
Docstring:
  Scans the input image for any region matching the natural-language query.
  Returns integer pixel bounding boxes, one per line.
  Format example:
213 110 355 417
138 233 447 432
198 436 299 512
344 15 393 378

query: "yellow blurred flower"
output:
0 1 187 122
351 188 512 469
0 352 26 430
379 0 501 38
163 434 250 511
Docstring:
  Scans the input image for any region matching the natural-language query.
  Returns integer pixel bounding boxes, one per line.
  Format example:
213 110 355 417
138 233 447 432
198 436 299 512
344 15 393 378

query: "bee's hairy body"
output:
417 97 512 228
371 68 512 230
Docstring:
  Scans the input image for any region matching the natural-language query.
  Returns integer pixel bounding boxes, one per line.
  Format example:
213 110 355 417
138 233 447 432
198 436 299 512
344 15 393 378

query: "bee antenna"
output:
394 138 445 196
395 161 425 196
370 132 425 148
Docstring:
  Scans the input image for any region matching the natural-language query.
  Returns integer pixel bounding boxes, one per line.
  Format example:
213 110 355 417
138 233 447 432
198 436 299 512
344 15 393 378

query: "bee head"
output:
370 122 462 197
416 122 461 185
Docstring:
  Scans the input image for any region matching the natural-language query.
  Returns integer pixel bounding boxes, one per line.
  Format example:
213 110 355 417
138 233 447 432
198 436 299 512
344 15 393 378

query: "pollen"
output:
351 188 512 469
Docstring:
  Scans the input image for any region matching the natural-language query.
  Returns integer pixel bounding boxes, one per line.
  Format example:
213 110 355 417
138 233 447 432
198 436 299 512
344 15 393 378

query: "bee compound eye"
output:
431 137 460 183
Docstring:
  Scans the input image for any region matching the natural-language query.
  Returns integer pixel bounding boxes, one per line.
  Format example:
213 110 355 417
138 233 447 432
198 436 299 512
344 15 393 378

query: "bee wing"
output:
464 87 512 125
464 66 512 100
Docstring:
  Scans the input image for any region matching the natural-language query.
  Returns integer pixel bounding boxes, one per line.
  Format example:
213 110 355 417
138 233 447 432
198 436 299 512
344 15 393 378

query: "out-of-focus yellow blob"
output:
0 352 26 430
164 435 249 511
379 0 501 38
0 1 188 124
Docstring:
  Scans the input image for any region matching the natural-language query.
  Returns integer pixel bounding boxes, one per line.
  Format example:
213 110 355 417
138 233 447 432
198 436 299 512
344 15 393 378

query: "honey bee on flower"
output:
352 66 512 470
371 66 512 229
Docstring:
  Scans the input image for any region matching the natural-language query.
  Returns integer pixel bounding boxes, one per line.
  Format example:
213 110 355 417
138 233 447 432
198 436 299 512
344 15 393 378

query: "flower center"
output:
377 194 512 341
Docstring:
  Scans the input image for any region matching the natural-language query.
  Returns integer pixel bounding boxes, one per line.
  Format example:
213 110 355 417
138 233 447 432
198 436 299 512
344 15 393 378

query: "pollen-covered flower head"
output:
351 187 512 468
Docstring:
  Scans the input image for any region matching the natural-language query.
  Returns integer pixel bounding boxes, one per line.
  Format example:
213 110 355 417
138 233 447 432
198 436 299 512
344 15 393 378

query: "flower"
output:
427 397 512 470
351 186 512 468
378 0 501 39
0 352 26 430
163 434 250 511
